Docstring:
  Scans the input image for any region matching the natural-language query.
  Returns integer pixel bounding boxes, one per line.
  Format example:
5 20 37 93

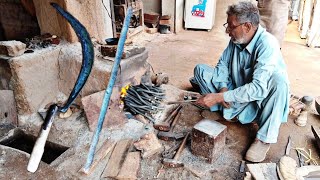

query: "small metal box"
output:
191 119 227 163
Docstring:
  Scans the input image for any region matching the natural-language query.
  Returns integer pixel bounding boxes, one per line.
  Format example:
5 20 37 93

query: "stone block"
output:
58 44 111 99
117 152 141 180
7 42 148 116
81 89 126 131
0 41 26 57
0 90 18 126
133 132 163 158
191 119 227 163
59 44 146 99
0 145 61 179
123 46 146 59
9 47 60 115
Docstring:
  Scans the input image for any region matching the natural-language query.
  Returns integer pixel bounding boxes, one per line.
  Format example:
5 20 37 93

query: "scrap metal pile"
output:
122 83 165 122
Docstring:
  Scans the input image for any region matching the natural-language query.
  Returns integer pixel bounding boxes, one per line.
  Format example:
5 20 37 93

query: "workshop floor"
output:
144 0 320 179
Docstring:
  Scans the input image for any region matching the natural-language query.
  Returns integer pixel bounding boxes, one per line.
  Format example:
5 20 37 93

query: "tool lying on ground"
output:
158 109 184 141
297 149 305 167
285 135 292 156
159 132 185 141
295 128 319 166
162 142 182 159
162 132 189 168
123 83 165 122
154 104 182 131
27 3 94 173
277 136 297 180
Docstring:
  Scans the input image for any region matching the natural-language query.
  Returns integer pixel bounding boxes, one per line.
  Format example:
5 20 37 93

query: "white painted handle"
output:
27 121 53 173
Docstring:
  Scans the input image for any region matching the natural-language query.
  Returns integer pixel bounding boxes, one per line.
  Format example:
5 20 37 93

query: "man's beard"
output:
232 35 246 44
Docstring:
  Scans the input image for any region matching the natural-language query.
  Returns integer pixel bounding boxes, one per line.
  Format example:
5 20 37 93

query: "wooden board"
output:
101 139 133 178
79 140 116 175
116 152 141 180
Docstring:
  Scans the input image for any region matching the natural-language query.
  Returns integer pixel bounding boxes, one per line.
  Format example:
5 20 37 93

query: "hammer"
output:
154 104 182 132
157 109 182 141
162 132 189 168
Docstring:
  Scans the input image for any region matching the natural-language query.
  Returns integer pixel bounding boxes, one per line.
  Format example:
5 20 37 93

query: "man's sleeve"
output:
223 41 278 103
212 41 233 90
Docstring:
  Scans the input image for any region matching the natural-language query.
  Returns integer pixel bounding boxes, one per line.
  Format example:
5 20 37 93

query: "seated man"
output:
191 1 289 162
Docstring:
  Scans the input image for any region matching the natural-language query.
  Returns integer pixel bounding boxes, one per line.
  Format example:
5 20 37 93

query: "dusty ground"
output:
1 0 320 179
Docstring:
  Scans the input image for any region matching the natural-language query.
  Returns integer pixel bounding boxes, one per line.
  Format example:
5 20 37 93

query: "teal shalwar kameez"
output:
193 25 289 143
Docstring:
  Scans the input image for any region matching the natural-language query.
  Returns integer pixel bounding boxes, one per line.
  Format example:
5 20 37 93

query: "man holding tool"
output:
190 1 289 162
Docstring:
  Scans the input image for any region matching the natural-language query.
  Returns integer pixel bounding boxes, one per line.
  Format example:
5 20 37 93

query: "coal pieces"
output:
191 119 227 163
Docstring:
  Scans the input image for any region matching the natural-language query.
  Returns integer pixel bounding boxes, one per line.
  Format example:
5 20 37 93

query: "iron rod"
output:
83 7 132 173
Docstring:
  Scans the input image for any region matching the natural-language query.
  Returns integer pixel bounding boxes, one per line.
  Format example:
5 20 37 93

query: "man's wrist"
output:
218 92 225 103
219 87 228 93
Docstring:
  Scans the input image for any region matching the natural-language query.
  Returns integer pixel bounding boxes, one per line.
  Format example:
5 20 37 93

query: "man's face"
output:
225 15 247 44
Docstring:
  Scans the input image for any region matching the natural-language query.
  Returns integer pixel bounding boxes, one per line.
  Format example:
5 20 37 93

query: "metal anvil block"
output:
191 119 227 163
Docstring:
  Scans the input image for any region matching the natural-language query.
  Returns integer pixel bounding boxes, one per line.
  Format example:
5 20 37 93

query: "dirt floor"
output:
1 0 320 179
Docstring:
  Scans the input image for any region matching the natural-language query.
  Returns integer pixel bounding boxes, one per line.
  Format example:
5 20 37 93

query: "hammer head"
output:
158 132 185 141
154 122 171 131
158 131 175 141
162 158 184 168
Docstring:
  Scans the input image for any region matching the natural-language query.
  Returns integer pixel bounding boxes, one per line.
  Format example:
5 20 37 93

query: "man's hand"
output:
195 87 231 108
195 93 225 108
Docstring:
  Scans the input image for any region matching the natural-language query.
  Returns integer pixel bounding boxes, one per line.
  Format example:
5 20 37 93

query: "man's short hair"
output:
227 1 260 27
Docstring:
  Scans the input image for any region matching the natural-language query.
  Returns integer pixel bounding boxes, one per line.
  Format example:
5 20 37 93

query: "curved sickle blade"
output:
28 4 94 173
51 3 94 113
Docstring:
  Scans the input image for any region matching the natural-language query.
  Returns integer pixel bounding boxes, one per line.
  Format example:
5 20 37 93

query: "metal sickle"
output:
27 3 94 173
50 3 94 113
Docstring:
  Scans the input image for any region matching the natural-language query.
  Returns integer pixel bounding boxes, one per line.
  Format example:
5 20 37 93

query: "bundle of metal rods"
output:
124 83 165 122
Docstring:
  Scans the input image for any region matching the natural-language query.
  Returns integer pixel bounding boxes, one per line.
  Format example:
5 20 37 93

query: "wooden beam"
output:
116 152 141 179
101 139 133 178
79 140 116 175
